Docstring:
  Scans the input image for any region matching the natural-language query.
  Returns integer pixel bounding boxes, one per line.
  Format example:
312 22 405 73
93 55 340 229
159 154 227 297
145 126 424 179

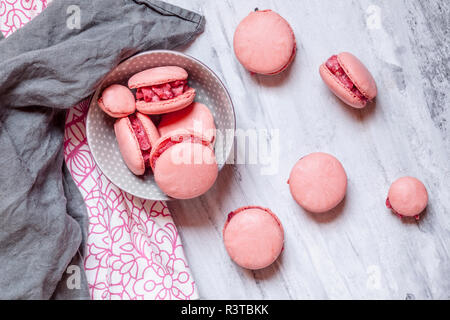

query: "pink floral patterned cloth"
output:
1 0 198 300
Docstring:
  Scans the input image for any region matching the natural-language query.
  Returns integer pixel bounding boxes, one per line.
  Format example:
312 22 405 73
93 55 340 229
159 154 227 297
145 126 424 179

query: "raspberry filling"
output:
385 197 393 209
325 55 367 102
226 211 238 223
150 135 210 169
136 80 189 103
385 197 420 220
129 114 151 167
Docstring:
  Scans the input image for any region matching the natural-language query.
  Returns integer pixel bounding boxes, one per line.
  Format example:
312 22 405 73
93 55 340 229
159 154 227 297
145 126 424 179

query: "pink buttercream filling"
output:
325 55 367 102
129 114 151 167
136 80 189 103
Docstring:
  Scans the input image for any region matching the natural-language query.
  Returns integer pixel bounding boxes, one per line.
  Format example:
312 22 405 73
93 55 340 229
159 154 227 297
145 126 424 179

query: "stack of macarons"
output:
97 66 218 199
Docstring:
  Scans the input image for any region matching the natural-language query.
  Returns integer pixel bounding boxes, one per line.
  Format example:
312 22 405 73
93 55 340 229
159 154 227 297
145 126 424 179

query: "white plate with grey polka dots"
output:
86 50 236 201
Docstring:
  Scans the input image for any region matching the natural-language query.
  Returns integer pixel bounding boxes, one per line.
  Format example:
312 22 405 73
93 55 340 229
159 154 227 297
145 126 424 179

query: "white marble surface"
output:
165 0 450 299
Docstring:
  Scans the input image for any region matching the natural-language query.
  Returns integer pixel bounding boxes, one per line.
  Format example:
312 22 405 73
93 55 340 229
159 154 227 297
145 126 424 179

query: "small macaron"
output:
149 130 218 199
234 10 296 75
158 102 216 144
98 84 136 118
114 112 160 176
288 152 347 213
319 52 377 108
386 176 428 220
223 206 284 270
128 66 196 115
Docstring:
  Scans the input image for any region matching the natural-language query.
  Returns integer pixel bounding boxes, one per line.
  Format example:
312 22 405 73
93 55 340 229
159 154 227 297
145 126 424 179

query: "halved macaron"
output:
98 84 136 118
114 112 160 176
319 52 377 108
158 102 216 144
233 10 296 75
386 176 428 220
223 206 284 270
149 130 218 199
128 66 196 115
288 152 347 213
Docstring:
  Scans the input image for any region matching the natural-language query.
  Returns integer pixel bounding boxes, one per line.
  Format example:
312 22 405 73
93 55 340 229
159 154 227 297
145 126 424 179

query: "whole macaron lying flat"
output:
128 66 196 115
319 52 377 108
98 84 136 118
114 112 160 176
158 102 216 144
223 206 284 270
288 152 347 213
386 176 428 220
234 10 296 75
149 130 218 199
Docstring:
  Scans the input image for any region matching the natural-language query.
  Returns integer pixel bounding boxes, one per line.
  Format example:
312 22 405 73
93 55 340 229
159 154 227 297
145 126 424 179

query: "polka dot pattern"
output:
86 50 236 200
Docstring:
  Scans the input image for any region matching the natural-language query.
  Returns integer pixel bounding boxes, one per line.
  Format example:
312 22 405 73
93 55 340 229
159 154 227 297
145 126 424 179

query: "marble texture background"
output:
165 0 450 299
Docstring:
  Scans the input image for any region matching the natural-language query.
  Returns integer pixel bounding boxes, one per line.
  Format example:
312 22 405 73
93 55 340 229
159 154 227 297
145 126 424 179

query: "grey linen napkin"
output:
0 0 205 300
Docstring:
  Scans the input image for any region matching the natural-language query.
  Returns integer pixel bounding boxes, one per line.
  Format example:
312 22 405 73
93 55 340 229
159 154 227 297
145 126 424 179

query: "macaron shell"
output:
269 42 296 75
223 206 284 270
233 10 296 75
289 152 347 213
98 84 136 117
135 112 160 145
136 87 196 115
158 102 216 143
338 52 377 100
114 117 145 175
388 177 428 216
128 66 188 89
154 142 218 199
319 64 367 109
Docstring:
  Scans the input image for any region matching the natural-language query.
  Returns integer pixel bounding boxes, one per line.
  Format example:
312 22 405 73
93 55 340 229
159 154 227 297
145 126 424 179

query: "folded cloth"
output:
0 0 204 300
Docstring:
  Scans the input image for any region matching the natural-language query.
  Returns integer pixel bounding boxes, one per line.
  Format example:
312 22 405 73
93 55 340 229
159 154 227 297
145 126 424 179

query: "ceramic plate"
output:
86 50 235 200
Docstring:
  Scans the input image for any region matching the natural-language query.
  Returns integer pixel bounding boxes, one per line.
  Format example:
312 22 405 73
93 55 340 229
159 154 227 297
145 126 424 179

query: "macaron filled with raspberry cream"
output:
149 130 218 199
319 52 377 108
223 206 284 270
288 152 347 213
128 66 196 115
386 176 428 220
114 112 160 176
233 9 296 75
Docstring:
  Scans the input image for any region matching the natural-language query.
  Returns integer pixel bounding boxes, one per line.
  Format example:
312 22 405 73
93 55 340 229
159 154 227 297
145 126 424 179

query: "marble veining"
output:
165 0 450 299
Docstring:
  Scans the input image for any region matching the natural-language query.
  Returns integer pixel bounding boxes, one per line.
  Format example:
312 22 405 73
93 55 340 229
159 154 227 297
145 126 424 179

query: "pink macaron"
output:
386 176 428 220
234 10 296 75
319 52 377 109
288 152 347 213
149 130 218 199
158 102 216 144
98 84 136 118
128 66 196 115
223 206 284 270
114 112 160 176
